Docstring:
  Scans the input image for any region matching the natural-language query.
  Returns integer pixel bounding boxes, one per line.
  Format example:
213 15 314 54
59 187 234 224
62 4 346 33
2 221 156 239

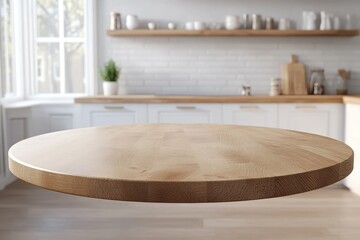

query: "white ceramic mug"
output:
225 15 240 30
168 22 177 30
148 22 156 30
185 22 194 30
194 21 205 30
126 15 139 30
278 18 291 30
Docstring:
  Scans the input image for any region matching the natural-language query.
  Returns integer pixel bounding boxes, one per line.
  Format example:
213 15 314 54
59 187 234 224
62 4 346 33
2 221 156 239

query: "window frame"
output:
24 0 97 99
0 0 16 99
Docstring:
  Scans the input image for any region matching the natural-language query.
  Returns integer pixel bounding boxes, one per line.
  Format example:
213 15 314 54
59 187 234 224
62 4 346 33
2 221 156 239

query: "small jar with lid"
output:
110 12 121 30
336 69 350 95
270 78 281 96
310 69 325 95
252 14 262 30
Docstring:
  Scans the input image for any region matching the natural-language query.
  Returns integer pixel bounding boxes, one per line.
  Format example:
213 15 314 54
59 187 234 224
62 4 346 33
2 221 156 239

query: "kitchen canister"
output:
333 17 341 30
310 69 325 95
185 22 194 30
336 69 350 95
168 22 177 30
194 21 205 30
148 22 156 30
225 15 240 30
265 18 275 30
252 14 262 30
270 78 281 96
243 14 252 29
126 15 139 30
110 12 121 30
278 18 291 30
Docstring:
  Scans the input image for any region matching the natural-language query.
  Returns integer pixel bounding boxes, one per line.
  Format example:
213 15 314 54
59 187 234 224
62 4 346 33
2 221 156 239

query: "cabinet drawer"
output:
80 104 147 127
223 104 278 128
278 103 344 140
148 104 222 124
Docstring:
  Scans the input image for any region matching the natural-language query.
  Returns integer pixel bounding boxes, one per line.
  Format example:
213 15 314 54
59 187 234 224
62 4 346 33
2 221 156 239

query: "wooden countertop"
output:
75 95 348 104
9 124 353 203
343 96 360 105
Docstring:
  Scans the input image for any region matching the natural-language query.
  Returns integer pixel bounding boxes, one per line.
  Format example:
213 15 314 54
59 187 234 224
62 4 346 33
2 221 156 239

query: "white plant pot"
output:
103 81 118 96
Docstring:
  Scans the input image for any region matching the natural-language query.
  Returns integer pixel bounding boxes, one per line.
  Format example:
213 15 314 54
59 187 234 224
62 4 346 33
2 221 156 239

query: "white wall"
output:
97 0 360 96
0 104 5 189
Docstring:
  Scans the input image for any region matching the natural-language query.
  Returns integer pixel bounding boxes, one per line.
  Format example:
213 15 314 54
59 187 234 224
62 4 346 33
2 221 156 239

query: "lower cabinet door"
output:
148 104 222 124
81 104 147 127
223 104 278 128
278 104 344 140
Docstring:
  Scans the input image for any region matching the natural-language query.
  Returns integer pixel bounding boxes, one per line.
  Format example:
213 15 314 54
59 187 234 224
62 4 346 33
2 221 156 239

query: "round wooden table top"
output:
9 124 353 203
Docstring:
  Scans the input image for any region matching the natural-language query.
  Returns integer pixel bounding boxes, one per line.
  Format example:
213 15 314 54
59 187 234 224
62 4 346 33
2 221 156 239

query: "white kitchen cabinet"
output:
223 104 278 128
1 106 31 188
148 104 222 124
278 104 344 140
344 103 360 195
29 105 76 135
80 104 147 127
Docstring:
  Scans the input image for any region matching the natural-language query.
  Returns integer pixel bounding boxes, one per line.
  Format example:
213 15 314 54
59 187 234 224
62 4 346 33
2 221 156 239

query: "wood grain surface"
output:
74 95 346 104
9 124 353 203
106 29 360 37
281 55 308 95
343 96 360 105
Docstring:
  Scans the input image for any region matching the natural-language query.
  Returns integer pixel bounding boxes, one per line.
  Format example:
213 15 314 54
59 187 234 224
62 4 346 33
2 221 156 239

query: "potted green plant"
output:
100 59 120 96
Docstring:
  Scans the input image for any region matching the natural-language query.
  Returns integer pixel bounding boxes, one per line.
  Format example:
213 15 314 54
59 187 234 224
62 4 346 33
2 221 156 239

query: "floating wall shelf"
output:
107 29 360 37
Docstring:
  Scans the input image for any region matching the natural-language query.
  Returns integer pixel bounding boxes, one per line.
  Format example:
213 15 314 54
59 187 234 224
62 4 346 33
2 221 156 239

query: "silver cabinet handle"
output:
295 106 317 110
104 106 125 110
176 106 196 110
239 106 260 110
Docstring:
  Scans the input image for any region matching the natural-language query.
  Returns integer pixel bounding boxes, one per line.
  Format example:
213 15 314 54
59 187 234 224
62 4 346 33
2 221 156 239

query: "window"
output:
37 57 45 81
0 0 14 97
33 0 86 94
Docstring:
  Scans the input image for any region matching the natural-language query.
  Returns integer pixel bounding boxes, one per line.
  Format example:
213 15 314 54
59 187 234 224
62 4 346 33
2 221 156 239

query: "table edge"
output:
9 153 354 203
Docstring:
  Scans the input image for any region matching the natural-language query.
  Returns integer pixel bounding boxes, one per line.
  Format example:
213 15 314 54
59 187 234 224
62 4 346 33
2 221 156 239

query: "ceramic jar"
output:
168 22 177 30
252 14 262 30
185 22 194 30
126 15 139 30
225 16 240 30
148 22 156 30
110 12 121 30
270 78 281 96
194 21 205 30
279 18 291 30
310 69 325 95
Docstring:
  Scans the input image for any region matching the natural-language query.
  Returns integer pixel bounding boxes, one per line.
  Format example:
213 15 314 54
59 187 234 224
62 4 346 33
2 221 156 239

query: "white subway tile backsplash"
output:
100 1 360 95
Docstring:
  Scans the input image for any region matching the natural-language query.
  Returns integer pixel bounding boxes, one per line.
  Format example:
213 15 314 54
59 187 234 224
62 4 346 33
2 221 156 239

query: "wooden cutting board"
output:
281 55 308 95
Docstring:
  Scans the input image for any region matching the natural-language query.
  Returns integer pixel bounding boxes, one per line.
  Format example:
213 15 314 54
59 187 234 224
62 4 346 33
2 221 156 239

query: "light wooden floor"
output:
0 181 360 240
